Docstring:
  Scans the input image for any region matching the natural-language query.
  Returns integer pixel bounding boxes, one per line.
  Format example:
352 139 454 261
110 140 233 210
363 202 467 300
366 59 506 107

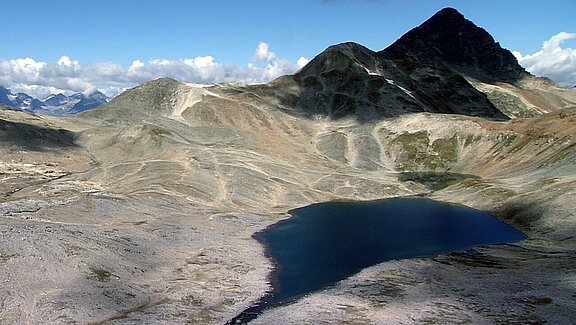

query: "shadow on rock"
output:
0 118 79 151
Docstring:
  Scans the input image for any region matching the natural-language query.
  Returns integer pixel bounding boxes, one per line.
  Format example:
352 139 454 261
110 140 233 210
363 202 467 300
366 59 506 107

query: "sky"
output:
1 0 574 99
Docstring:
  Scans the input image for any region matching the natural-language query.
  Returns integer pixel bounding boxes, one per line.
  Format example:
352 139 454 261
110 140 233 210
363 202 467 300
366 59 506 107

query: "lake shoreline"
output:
229 197 527 323
249 238 575 324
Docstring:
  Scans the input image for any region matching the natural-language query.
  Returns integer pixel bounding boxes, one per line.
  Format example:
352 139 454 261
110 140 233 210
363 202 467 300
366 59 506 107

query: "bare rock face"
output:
379 7 528 83
267 41 508 121
264 8 525 121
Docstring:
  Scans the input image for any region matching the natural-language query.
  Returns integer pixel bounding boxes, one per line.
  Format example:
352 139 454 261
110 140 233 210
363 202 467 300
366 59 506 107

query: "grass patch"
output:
485 90 541 118
89 266 112 282
538 177 560 187
399 172 480 191
392 132 460 170
432 137 458 163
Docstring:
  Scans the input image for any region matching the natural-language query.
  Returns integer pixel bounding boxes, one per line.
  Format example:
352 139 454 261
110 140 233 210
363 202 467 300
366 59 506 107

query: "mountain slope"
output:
377 7 575 117
258 7 574 123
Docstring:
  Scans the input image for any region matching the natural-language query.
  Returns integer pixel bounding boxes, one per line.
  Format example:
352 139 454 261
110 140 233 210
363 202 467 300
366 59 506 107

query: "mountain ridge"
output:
260 39 510 121
252 7 572 122
378 7 528 83
0 85 109 115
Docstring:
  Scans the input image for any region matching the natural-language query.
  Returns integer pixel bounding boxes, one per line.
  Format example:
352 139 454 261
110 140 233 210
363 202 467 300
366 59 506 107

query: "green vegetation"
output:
463 134 482 147
485 90 541 118
392 131 430 170
399 171 480 191
459 178 491 190
483 187 517 199
392 131 459 170
432 137 458 162
89 266 112 282
538 177 560 187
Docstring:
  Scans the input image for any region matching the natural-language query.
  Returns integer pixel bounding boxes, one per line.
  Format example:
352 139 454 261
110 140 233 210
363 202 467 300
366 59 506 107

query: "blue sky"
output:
1 0 575 97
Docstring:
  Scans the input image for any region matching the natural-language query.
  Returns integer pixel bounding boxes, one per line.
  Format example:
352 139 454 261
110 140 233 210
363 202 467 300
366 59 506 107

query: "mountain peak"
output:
277 30 509 121
294 42 378 82
379 7 527 83
0 86 108 115
434 7 464 17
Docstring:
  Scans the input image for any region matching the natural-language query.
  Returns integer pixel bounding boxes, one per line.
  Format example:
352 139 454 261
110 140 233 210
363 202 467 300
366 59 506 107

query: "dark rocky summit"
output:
264 8 516 121
379 7 528 83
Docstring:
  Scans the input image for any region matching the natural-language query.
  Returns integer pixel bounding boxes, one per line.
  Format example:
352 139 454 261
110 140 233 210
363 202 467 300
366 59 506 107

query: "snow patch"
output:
386 79 416 99
362 66 381 76
184 82 214 88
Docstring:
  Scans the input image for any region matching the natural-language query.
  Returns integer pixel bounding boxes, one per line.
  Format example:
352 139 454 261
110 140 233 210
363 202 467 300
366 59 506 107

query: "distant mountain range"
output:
0 86 109 115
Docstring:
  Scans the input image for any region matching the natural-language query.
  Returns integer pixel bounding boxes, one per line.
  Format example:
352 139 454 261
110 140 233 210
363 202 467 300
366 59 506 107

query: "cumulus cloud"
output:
57 55 78 67
0 42 309 98
254 42 277 62
297 57 310 69
0 58 46 84
249 42 301 81
514 32 576 87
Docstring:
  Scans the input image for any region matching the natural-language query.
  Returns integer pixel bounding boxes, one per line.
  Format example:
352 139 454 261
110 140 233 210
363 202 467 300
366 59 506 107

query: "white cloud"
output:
254 42 277 62
185 56 216 69
250 42 305 81
57 55 78 68
0 42 309 98
514 32 576 87
297 56 310 69
129 59 144 71
0 58 46 84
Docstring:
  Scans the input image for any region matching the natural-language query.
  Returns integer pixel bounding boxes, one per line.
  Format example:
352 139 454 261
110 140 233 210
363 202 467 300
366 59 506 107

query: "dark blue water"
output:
228 197 526 324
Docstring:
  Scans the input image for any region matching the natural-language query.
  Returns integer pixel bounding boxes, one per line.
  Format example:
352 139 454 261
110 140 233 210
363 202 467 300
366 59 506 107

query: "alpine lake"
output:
228 197 526 324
